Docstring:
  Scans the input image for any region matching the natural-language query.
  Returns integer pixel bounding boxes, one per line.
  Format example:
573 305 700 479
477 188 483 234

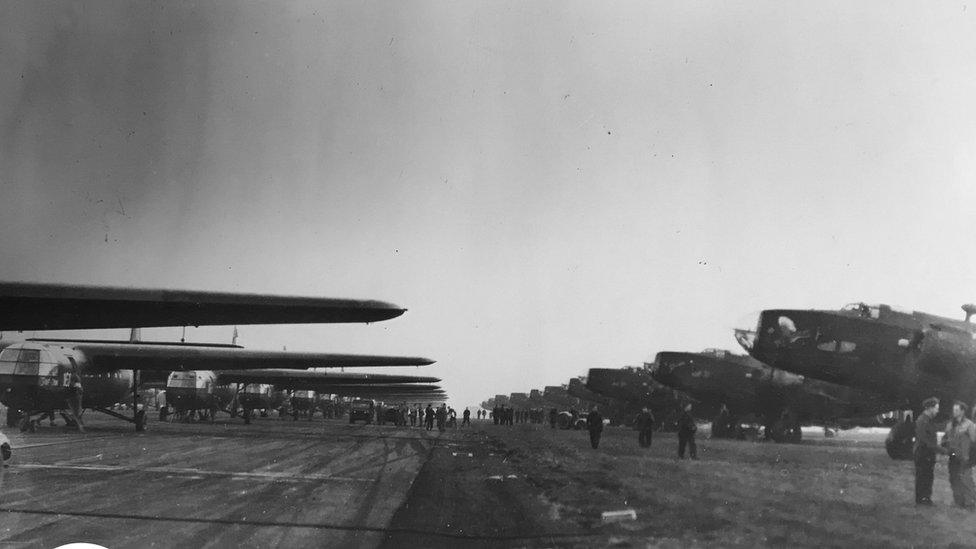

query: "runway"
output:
0 416 434 548
7 416 976 548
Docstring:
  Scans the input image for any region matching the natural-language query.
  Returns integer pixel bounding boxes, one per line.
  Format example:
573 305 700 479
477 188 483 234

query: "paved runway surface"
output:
0 415 435 548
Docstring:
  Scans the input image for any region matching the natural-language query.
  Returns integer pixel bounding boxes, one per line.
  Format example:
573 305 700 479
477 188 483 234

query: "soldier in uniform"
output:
586 406 604 449
914 397 948 505
634 406 656 448
436 404 448 432
424 403 435 431
677 403 697 459
944 401 976 509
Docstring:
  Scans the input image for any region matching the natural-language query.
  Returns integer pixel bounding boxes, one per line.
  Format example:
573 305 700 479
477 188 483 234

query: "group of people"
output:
913 397 976 509
490 405 545 425
583 402 698 459
391 404 475 431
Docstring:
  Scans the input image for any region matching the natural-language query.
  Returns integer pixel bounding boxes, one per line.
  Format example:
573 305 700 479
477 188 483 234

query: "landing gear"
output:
18 412 36 433
134 408 146 432
770 417 802 443
243 408 252 425
885 419 916 460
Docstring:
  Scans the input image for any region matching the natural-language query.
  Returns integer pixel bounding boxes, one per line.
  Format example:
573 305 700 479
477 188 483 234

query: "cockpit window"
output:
842 303 880 319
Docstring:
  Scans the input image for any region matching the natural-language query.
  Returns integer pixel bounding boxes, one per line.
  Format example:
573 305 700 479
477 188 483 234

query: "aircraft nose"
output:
733 311 761 352
650 353 679 385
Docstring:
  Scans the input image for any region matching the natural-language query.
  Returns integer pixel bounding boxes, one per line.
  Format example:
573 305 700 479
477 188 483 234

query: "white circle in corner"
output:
54 544 109 549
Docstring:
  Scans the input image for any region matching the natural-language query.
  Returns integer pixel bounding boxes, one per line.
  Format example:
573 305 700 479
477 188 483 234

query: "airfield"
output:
3 416 976 548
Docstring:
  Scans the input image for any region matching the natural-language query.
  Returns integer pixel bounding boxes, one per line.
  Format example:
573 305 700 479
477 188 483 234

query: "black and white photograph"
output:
1 2 975 547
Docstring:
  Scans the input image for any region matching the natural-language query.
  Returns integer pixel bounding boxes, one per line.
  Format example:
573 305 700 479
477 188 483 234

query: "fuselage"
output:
0 341 131 413
652 348 895 426
165 370 237 413
737 303 976 408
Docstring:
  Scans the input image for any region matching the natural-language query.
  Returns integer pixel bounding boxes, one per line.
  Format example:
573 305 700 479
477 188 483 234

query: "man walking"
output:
634 406 655 448
586 406 604 449
462 407 471 427
945 401 976 509
677 403 697 459
915 397 948 505
424 403 435 431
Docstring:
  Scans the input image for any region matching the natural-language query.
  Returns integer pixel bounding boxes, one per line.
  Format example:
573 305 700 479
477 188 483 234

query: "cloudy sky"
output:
1 2 975 407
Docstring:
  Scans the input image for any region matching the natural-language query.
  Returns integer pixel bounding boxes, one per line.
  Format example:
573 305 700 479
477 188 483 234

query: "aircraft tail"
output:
129 328 142 342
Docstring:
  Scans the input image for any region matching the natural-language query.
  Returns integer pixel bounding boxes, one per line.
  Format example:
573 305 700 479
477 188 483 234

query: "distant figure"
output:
915 397 948 505
945 401 976 509
436 404 448 432
65 372 85 433
677 403 697 459
409 405 418 427
424 404 435 431
634 406 656 448
0 430 10 466
462 408 471 427
493 405 500 425
586 407 604 449
549 408 558 429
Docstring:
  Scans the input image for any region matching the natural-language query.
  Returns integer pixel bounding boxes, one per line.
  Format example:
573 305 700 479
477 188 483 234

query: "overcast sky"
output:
1 2 975 408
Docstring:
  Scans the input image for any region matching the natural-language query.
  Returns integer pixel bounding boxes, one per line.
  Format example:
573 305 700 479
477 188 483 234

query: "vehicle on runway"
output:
0 282 433 432
652 348 899 442
349 399 375 424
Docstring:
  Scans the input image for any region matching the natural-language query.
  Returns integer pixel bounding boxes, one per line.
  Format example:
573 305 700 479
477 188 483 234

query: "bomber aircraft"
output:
585 366 691 429
652 349 899 442
0 282 433 432
735 302 976 455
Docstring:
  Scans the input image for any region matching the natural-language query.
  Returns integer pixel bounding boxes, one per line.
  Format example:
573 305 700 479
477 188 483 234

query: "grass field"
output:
481 423 976 548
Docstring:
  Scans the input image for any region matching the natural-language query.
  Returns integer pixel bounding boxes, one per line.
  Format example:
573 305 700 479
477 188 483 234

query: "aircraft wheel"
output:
243 409 252 425
885 421 915 460
135 409 146 432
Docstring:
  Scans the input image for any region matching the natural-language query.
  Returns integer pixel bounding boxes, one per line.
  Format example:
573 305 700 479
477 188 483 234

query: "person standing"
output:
677 403 697 459
65 372 85 433
634 406 656 448
462 408 471 427
915 397 948 505
945 401 976 509
549 408 558 429
0 429 10 467
586 406 604 449
436 404 448 432
424 404 435 431
408 405 418 427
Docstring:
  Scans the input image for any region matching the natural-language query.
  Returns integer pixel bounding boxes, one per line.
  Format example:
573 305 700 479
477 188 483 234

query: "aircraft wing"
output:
35 340 434 371
215 369 440 389
0 282 406 331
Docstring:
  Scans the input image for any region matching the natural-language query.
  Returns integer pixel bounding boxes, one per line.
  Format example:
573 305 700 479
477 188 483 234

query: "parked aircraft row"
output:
0 282 444 432
482 301 976 456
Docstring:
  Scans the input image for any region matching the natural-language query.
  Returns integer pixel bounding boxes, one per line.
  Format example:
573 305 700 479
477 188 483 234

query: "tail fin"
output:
129 328 142 343
232 326 240 345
